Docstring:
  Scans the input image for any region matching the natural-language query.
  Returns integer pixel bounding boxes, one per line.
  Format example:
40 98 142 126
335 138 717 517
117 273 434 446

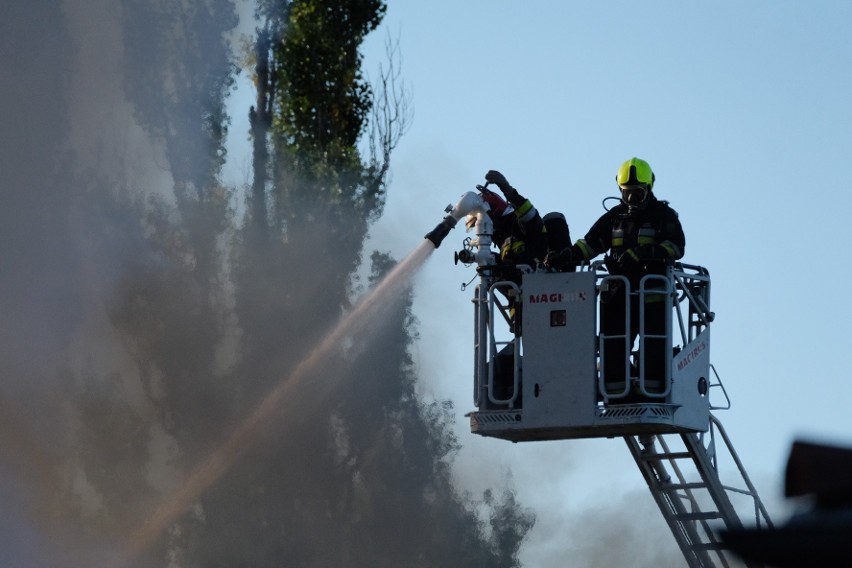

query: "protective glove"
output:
544 247 574 271
484 170 520 203
635 243 670 262
616 248 641 270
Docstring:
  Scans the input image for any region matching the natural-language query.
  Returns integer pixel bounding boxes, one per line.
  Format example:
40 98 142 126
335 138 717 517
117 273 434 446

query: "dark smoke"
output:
0 3 79 564
0 2 533 567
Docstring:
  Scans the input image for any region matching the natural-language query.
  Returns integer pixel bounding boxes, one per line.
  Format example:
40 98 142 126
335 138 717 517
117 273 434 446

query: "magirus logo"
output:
528 291 587 304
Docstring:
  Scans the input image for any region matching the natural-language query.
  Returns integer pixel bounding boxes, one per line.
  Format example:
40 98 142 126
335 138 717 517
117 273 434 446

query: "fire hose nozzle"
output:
424 215 458 248
454 249 476 265
425 190 492 251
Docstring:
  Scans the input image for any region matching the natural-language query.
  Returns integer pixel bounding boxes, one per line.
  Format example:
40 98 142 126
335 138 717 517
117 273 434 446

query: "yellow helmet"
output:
616 157 654 207
616 157 655 189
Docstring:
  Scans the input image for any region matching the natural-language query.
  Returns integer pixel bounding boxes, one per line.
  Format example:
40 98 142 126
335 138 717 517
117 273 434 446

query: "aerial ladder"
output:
425 190 774 568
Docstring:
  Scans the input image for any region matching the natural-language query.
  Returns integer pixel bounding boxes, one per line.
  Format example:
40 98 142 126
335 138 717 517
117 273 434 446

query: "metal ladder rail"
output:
678 430 770 568
661 434 735 562
627 429 770 568
679 433 744 565
701 415 774 531
626 434 721 568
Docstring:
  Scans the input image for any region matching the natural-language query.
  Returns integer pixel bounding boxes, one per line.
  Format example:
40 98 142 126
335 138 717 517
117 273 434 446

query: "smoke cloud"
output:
0 2 533 567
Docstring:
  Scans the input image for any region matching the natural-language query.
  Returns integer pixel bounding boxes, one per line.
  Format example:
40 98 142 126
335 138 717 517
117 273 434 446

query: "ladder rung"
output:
691 542 727 552
673 511 722 521
642 451 692 461
662 482 707 491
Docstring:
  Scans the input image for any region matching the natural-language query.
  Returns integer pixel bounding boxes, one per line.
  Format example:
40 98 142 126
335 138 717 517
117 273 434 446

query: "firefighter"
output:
482 170 549 270
476 171 557 404
545 158 685 397
479 170 567 338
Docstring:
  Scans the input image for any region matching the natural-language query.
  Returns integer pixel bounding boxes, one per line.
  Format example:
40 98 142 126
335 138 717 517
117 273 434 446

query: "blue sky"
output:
349 2 852 565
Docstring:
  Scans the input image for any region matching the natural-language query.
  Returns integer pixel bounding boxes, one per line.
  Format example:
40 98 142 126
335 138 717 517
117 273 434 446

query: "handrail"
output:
486 280 521 407
706 414 775 529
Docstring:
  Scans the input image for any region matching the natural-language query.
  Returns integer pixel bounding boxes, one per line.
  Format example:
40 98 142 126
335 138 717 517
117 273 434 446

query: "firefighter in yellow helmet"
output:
545 158 685 399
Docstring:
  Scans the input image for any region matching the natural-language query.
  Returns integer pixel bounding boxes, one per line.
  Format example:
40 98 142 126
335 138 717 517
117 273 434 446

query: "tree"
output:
68 0 241 563
206 1 534 566
0 1 535 566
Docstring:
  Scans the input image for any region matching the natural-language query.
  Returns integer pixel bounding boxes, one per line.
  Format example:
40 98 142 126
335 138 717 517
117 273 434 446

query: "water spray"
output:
124 188 499 563
125 239 436 563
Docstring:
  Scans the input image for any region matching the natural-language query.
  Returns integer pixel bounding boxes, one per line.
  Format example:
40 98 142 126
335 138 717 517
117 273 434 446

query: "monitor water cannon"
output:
424 190 495 266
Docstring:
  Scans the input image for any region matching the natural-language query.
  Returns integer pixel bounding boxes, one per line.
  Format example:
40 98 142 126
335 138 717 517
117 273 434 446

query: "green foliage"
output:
276 0 385 162
268 0 388 230
122 0 238 191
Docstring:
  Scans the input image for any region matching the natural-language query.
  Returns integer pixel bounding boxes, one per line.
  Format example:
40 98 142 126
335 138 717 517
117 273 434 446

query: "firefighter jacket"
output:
573 194 685 285
492 195 548 270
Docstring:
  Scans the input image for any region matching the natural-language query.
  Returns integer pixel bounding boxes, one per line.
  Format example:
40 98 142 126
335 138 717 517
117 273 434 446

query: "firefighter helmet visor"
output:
619 184 650 207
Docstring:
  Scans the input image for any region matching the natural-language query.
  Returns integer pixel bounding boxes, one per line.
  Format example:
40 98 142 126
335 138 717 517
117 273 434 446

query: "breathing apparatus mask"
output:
619 184 650 211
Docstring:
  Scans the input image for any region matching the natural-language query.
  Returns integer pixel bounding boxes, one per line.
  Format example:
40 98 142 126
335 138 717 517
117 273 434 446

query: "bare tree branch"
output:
368 28 413 186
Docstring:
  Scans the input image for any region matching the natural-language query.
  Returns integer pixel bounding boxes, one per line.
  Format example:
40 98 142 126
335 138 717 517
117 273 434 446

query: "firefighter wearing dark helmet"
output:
483 171 550 267
545 157 685 397
478 170 553 335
